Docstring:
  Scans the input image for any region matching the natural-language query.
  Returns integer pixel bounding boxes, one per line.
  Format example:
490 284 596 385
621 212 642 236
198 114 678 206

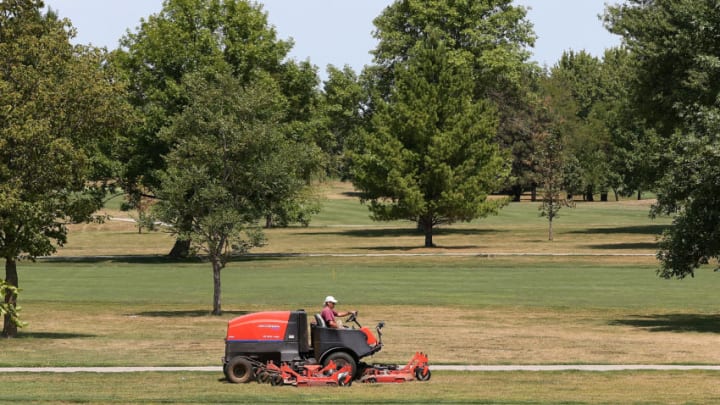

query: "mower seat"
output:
314 314 326 328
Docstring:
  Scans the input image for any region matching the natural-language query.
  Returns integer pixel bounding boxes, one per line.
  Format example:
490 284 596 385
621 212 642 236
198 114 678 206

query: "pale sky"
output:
43 0 624 78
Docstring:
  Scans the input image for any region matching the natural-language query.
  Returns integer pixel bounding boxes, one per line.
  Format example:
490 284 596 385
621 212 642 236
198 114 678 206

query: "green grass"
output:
4 256 720 369
3 184 717 403
17 256 719 311
313 195 665 228
311 198 380 226
3 371 720 404
101 192 127 212
59 185 673 256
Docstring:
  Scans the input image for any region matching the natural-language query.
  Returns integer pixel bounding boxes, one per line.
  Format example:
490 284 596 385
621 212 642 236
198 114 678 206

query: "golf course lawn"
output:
2 184 719 403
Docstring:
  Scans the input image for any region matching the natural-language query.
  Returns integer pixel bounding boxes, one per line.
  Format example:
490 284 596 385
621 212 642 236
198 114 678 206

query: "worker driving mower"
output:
222 306 431 386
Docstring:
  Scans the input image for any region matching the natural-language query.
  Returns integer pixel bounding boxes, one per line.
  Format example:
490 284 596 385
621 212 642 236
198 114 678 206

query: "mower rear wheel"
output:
323 352 357 380
226 356 254 384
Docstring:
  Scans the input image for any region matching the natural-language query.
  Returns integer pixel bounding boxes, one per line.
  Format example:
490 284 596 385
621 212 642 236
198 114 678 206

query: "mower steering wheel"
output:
345 311 358 324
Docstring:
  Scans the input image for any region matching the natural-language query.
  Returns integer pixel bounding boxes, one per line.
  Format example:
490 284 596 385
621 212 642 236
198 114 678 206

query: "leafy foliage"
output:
371 0 535 95
322 65 366 178
114 0 313 203
0 280 25 331
0 0 130 336
653 126 720 278
351 30 510 247
370 0 538 198
606 0 720 277
534 129 574 241
155 72 320 314
544 51 618 200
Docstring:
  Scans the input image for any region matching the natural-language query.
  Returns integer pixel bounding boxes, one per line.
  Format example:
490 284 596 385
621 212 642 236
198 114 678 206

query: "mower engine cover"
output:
224 311 310 364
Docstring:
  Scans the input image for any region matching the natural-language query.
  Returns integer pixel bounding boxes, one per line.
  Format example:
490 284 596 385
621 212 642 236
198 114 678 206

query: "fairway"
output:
2 184 719 404
3 371 720 404
4 255 720 369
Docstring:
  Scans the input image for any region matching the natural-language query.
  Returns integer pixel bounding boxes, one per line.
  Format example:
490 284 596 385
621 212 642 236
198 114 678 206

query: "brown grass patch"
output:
5 303 719 367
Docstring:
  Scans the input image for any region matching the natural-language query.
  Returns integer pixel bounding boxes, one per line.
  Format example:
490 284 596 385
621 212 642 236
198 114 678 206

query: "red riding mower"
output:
222 310 431 386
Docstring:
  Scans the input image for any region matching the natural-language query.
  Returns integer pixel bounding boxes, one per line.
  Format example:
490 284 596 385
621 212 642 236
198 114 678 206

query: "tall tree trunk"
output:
168 238 191 259
422 217 434 248
511 184 522 202
548 218 554 241
424 230 433 248
600 192 608 202
637 190 642 200
2 258 18 338
530 183 537 202
168 214 194 258
585 186 594 202
212 259 222 316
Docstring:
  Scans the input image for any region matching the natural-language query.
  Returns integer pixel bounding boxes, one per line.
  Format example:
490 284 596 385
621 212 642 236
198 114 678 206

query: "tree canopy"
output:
371 0 535 96
605 0 720 278
155 71 321 314
351 30 510 247
543 50 618 201
322 65 365 178
0 0 130 336
115 0 292 194
370 0 538 200
115 0 326 257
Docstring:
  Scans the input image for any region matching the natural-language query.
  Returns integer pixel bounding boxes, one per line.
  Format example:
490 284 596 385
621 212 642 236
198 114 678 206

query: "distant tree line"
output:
2 0 718 335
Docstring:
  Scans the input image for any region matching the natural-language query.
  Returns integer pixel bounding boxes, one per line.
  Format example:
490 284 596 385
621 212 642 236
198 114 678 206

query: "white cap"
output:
324 295 338 304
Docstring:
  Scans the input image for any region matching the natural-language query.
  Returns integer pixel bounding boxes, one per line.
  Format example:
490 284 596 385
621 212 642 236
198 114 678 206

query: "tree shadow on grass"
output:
135 310 250 318
297 228 502 238
341 191 363 198
570 225 670 235
587 242 659 250
16 332 96 339
435 228 503 236
357 245 483 251
610 314 720 333
297 228 422 238
40 255 204 265
43 255 290 265
227 255 299 263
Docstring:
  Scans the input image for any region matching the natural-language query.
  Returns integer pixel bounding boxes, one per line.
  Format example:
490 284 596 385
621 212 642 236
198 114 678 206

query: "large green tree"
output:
155 72 320 315
115 0 323 254
605 0 720 277
591 47 648 200
371 0 534 97
544 50 618 201
0 1 129 336
369 0 538 200
350 31 509 247
322 65 365 178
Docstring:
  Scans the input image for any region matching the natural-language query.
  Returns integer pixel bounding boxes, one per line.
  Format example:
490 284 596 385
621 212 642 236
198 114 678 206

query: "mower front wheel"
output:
226 356 254 384
415 366 431 381
323 352 357 380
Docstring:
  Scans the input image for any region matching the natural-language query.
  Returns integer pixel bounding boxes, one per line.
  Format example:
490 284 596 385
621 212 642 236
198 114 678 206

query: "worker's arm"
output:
337 310 357 317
